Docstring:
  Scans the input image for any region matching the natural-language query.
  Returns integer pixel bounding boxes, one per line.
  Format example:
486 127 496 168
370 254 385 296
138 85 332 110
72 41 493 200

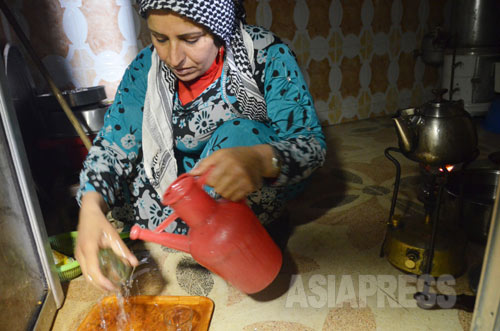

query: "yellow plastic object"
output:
51 249 80 281
49 231 130 256
48 231 130 282
48 231 79 257
57 259 82 282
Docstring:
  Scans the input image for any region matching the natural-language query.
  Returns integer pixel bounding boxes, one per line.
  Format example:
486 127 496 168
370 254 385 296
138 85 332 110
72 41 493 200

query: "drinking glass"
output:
165 305 193 331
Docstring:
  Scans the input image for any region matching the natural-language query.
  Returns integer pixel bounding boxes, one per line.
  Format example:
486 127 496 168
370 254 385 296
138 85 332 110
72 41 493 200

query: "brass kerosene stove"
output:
380 89 478 277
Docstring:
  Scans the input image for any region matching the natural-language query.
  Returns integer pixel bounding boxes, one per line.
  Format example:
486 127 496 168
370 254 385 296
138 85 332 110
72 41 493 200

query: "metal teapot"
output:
393 89 478 166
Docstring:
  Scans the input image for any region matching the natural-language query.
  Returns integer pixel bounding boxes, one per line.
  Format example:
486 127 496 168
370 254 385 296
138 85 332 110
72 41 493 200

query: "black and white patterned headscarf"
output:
139 0 236 46
139 0 268 195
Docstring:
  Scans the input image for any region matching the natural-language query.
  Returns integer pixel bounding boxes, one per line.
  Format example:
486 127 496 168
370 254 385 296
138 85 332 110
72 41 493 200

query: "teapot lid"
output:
421 89 468 118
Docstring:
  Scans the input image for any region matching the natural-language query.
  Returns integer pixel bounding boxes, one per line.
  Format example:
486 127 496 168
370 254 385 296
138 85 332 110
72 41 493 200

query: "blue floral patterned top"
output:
78 25 326 231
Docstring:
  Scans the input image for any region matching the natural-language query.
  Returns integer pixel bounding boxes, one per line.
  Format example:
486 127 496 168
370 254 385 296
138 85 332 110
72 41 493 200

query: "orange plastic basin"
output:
78 295 214 331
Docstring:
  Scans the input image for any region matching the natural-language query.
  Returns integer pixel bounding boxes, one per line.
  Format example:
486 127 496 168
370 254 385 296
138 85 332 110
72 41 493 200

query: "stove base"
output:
383 215 467 277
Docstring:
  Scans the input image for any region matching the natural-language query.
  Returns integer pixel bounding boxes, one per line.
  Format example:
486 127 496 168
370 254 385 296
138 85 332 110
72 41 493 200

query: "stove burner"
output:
418 163 459 206
380 146 479 310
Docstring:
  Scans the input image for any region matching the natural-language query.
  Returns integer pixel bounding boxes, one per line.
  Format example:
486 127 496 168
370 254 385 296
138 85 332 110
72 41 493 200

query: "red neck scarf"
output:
178 47 224 105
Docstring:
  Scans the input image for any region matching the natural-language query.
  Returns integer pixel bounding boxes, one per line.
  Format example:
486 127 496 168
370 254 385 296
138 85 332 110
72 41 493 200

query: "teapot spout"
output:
393 116 415 153
130 225 190 253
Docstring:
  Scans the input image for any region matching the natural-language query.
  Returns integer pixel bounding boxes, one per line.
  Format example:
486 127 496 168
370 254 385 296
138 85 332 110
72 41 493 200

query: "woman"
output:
75 0 326 292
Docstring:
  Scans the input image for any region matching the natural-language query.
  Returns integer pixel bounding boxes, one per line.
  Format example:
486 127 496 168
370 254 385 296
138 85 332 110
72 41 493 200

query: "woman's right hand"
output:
75 192 139 291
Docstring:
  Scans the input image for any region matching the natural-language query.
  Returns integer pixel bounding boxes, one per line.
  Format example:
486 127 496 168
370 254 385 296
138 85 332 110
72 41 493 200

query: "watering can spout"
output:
130 225 190 253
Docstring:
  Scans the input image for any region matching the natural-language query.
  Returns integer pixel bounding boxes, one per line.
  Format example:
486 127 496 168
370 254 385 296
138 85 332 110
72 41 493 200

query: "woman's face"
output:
147 10 219 82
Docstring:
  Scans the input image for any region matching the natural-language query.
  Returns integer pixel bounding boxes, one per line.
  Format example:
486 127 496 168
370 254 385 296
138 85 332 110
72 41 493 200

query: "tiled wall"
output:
0 0 147 102
244 0 450 125
0 0 449 126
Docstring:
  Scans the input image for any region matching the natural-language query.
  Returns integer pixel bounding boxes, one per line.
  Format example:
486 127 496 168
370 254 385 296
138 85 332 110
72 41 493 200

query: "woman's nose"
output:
166 42 184 68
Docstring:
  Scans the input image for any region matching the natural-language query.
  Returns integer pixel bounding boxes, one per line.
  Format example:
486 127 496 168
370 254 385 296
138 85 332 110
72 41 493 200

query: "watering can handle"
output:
196 171 209 187
155 170 248 233
194 170 248 206
154 171 210 233
154 211 179 233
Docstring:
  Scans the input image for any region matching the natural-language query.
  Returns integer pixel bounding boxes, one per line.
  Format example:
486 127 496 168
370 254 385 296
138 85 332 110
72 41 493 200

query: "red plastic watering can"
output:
130 173 283 294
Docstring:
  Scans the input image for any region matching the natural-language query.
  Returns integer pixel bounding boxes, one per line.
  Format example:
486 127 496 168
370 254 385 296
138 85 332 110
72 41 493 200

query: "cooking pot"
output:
450 0 500 49
35 86 108 137
443 168 499 244
35 86 106 110
41 103 108 137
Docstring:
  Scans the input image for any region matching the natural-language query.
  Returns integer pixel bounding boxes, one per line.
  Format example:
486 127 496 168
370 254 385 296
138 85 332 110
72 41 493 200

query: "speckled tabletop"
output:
51 116 500 331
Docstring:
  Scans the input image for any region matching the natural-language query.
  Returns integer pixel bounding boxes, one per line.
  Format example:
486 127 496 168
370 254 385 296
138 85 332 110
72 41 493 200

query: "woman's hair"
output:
146 8 225 48
213 36 224 48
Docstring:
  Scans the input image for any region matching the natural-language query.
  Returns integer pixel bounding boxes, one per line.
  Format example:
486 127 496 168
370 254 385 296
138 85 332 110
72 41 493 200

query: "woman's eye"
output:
184 38 199 44
153 35 167 43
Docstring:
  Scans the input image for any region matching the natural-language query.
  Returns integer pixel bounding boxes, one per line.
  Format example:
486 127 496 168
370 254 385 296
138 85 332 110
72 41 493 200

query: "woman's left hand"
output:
190 145 275 201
